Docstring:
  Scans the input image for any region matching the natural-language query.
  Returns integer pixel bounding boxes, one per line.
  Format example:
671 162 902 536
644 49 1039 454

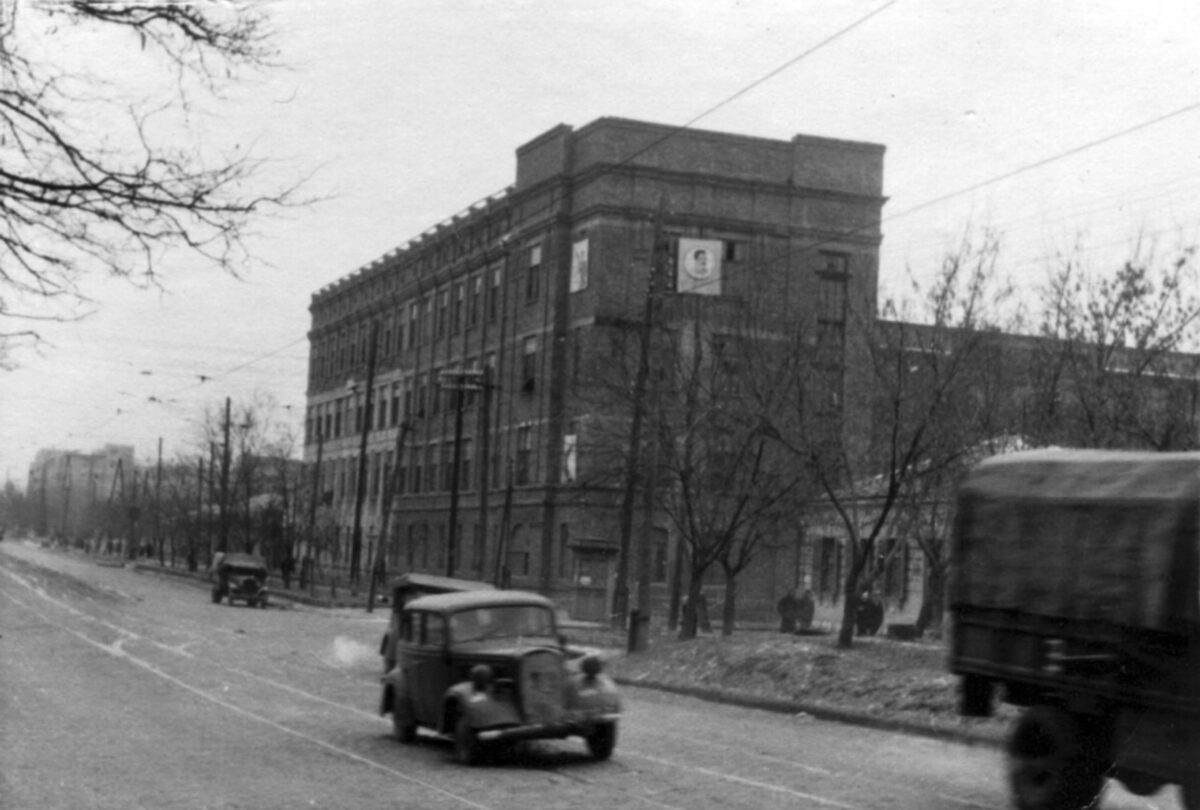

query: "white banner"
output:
570 239 589 292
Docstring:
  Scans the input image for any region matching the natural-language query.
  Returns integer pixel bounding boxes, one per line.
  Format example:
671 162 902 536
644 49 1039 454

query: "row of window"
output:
319 424 538 504
311 243 550 385
306 336 541 444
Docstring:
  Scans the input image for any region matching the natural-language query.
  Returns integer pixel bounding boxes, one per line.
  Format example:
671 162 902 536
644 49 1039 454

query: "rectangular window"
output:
440 443 452 491
526 244 542 303
408 303 418 349
412 447 423 493
488 266 501 321
468 275 481 327
516 425 532 485
436 288 449 339
724 240 748 262
460 438 473 491
415 373 427 418
390 383 400 427
427 444 438 493
471 525 484 572
452 281 465 334
559 523 571 579
521 336 538 394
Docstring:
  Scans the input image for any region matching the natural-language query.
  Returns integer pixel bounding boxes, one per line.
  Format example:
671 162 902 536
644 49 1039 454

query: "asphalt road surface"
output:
0 540 1187 810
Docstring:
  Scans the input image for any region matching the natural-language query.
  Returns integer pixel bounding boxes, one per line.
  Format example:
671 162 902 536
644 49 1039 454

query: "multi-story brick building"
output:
304 117 886 621
26 444 135 541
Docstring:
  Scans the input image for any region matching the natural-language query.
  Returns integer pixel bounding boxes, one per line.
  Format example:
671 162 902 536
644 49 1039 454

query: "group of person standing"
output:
777 587 886 636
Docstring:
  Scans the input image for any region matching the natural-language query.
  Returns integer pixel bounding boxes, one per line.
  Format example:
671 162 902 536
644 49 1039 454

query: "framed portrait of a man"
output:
677 237 722 294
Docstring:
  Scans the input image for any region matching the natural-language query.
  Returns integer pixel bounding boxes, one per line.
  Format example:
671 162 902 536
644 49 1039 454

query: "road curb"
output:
613 675 1005 749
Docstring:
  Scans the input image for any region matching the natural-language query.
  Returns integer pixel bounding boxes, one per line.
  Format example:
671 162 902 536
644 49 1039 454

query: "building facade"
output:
304 117 886 620
26 444 135 540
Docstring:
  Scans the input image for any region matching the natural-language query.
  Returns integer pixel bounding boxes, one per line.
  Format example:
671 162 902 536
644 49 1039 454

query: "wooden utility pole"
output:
195 456 204 570
477 365 493 576
219 397 231 553
306 425 325 596
367 420 411 612
613 197 667 628
495 459 514 588
350 321 380 587
155 437 163 565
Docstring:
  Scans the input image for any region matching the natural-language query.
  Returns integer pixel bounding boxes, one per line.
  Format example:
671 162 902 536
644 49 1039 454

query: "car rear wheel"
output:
586 722 617 760
392 703 417 744
1008 706 1106 810
454 714 482 766
210 587 222 604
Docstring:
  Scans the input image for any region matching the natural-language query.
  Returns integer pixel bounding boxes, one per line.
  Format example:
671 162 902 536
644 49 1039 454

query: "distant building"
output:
304 117 886 621
26 444 135 540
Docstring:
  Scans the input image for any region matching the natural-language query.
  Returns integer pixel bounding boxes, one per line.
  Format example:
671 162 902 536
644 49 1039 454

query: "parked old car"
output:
379 589 620 764
210 552 270 608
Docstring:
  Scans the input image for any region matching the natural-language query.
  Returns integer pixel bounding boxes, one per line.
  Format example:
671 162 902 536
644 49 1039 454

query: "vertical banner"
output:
677 238 722 295
570 238 589 292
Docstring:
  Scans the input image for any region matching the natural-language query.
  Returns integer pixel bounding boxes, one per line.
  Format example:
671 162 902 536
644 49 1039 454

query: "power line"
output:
885 100 1200 225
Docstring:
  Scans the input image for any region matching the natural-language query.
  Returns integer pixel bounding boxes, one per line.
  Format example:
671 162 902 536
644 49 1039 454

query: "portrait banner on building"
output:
676 238 722 295
570 239 589 292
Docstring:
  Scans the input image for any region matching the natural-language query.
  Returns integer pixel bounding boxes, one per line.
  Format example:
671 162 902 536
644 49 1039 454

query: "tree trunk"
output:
721 566 737 637
915 559 946 636
678 560 706 640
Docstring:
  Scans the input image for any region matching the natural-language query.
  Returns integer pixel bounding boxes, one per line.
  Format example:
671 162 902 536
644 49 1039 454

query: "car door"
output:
406 611 451 728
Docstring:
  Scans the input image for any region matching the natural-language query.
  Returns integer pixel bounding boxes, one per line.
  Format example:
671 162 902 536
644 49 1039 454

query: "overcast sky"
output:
4 0 1200 487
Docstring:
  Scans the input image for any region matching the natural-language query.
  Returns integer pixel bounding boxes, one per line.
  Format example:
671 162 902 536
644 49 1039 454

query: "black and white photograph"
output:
2 2 1199 808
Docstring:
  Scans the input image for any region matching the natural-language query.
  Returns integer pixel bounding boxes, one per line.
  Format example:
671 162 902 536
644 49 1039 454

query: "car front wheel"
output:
454 714 482 766
586 721 617 760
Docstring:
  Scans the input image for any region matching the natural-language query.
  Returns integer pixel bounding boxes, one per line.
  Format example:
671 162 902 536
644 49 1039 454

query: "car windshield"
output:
449 605 555 643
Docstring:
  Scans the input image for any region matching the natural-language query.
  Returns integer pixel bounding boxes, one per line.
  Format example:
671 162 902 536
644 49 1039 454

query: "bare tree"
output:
774 229 1013 647
0 1 296 353
1022 236 1200 450
655 320 807 639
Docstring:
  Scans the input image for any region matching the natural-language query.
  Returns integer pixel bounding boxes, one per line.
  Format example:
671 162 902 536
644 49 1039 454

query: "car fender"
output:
379 667 411 718
445 681 521 729
566 671 622 714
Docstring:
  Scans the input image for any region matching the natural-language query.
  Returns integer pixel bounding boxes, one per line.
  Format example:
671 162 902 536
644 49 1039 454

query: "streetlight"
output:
439 368 484 577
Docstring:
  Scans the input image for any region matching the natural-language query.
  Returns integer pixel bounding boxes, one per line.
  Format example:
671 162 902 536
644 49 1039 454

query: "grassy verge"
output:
579 626 1013 743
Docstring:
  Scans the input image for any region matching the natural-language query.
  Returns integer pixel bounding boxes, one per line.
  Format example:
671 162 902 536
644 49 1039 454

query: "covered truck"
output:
949 449 1200 810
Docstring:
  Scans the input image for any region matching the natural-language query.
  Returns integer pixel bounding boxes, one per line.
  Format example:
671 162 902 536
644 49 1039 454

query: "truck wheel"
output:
1181 774 1200 810
586 722 617 760
1007 706 1106 810
210 587 222 604
454 714 482 766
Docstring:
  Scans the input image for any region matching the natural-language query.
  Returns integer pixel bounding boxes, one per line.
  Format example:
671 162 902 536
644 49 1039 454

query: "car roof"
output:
390 572 494 593
404 589 553 613
220 552 267 568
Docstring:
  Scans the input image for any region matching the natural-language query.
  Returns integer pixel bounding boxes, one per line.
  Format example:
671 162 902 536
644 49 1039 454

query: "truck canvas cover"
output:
952 449 1200 632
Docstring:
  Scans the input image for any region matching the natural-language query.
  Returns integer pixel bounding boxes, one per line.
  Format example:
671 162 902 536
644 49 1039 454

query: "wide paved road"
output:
0 541 1185 810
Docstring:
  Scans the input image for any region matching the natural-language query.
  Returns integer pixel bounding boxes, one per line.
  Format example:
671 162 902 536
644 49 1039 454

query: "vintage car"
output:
379 572 495 672
209 552 270 608
379 589 621 765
